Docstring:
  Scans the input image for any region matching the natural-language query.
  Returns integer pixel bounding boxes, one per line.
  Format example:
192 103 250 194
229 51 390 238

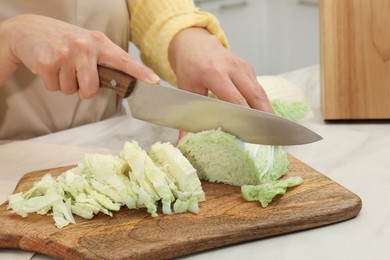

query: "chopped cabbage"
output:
52 198 75 229
244 144 289 183
7 191 63 218
8 140 204 228
80 153 137 208
120 141 175 216
149 142 205 214
241 176 303 207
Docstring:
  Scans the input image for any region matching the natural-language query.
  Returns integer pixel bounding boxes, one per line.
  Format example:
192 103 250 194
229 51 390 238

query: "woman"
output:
0 0 272 140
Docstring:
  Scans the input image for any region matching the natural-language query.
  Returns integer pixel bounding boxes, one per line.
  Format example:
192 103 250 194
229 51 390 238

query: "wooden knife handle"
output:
98 65 136 98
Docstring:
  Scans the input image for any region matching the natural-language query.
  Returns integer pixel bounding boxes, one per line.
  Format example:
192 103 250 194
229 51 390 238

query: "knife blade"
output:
98 66 322 145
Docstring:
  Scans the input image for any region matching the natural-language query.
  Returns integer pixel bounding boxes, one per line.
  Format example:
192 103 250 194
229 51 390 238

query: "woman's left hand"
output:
168 27 274 113
168 27 274 139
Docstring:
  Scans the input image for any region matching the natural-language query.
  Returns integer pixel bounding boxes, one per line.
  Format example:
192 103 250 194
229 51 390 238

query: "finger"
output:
204 76 250 108
178 130 188 140
0 55 19 86
40 67 61 92
76 59 99 99
175 130 189 146
98 39 160 83
176 76 209 96
58 63 78 95
231 71 274 113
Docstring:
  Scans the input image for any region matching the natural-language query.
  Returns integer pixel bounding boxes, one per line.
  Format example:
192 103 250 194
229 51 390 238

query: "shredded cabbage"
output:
120 141 175 216
8 140 204 228
241 176 303 207
149 142 205 214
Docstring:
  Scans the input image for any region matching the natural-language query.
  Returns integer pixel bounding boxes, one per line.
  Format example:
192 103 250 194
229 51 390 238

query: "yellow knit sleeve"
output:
127 0 229 86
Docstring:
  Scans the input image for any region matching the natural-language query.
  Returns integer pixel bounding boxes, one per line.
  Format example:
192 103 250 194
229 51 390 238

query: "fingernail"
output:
148 74 160 83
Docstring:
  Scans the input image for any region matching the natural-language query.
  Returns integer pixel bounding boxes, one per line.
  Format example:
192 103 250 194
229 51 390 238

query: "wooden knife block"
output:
320 0 390 120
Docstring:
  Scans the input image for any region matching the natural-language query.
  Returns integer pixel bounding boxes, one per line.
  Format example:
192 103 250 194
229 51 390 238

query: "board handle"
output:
98 65 136 98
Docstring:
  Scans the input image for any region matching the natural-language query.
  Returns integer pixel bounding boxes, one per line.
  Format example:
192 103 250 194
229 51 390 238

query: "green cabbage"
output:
177 129 259 186
177 129 290 186
271 99 312 122
149 142 205 214
211 76 314 122
120 141 175 216
256 75 314 122
241 176 303 207
178 129 302 207
8 140 204 228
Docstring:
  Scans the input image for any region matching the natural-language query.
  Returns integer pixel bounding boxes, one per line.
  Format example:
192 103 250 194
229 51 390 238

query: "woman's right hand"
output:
0 14 160 98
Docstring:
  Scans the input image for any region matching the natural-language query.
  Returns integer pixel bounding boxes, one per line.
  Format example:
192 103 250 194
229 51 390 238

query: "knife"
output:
98 66 322 145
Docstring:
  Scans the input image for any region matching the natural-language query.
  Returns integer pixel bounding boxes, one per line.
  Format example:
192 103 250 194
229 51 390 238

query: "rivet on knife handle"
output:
98 65 136 98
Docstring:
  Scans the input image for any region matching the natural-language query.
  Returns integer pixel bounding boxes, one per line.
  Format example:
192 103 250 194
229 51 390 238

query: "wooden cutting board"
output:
0 155 362 260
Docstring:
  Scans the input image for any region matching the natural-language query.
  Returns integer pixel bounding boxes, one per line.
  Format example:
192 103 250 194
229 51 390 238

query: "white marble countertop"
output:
2 65 389 260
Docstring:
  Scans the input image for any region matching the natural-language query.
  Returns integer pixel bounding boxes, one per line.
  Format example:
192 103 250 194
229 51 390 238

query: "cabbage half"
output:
178 129 302 207
177 129 290 186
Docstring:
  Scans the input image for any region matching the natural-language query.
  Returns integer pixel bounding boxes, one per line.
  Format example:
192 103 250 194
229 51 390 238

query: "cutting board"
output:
0 155 362 260
320 0 390 119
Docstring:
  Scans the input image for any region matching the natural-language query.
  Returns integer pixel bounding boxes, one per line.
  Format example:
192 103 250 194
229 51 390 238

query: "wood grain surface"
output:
320 0 390 119
0 155 362 260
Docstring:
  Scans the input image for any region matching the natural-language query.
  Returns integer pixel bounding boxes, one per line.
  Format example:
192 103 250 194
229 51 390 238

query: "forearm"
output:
127 0 228 86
